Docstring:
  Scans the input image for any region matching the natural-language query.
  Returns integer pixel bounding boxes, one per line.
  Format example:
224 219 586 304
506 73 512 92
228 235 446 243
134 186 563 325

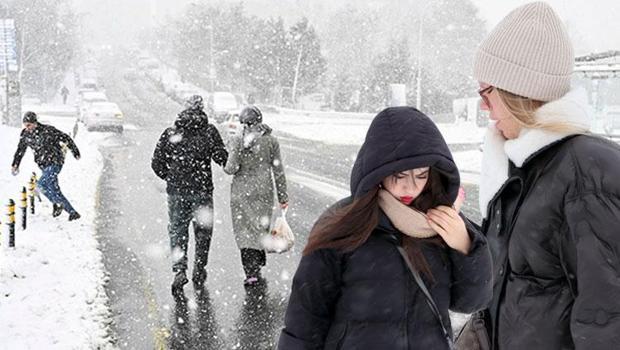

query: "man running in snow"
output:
11 111 81 221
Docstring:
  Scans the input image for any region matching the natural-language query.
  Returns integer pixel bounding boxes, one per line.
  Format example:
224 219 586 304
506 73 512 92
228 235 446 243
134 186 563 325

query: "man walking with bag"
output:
151 95 228 295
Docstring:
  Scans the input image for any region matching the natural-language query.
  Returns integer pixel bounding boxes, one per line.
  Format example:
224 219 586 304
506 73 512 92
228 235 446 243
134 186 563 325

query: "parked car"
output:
83 101 123 133
79 78 98 91
22 94 42 107
207 91 240 123
78 91 108 120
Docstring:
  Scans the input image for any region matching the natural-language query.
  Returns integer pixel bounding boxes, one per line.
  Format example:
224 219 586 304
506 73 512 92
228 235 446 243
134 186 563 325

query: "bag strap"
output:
396 246 454 349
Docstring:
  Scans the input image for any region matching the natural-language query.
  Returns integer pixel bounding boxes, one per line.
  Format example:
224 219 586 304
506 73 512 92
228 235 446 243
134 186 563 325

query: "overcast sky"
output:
72 0 619 55
470 0 620 54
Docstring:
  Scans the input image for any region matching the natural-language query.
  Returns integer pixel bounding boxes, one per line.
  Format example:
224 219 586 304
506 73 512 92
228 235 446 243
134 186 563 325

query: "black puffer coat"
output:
12 123 80 169
278 107 493 349
151 108 228 195
482 134 620 350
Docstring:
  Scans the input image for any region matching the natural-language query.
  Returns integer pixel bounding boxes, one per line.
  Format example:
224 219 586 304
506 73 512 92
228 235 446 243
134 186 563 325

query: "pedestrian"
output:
11 111 81 221
151 95 228 295
278 107 492 349
223 106 289 286
473 2 620 349
61 85 69 105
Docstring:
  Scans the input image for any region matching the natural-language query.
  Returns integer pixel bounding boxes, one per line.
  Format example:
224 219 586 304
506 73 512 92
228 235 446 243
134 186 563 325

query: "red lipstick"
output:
400 196 414 205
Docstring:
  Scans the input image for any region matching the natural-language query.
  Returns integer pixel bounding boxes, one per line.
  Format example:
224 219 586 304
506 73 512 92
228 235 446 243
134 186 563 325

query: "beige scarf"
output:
377 189 464 238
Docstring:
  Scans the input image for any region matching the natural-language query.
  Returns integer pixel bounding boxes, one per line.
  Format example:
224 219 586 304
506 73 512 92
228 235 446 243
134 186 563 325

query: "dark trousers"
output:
167 193 214 273
38 164 77 214
240 248 266 278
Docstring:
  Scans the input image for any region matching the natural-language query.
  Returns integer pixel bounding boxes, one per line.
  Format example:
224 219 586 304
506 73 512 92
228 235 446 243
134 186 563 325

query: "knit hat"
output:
474 2 574 102
22 111 38 123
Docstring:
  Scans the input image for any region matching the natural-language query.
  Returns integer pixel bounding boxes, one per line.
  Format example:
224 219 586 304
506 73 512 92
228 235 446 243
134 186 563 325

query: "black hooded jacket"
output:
278 107 493 350
151 108 228 195
12 123 80 169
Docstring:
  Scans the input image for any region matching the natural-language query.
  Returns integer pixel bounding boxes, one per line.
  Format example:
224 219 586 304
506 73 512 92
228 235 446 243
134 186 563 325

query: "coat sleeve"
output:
208 125 228 167
12 129 28 168
55 127 80 158
278 249 342 350
270 137 288 204
448 214 493 313
564 192 620 349
223 136 241 175
151 130 170 180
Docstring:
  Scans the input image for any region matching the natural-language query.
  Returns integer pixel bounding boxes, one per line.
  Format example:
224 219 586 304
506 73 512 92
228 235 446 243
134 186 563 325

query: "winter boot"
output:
52 203 63 217
171 270 188 297
68 212 81 221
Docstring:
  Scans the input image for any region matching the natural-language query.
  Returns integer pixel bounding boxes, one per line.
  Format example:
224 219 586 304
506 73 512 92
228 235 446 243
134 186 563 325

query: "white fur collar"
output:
478 88 592 219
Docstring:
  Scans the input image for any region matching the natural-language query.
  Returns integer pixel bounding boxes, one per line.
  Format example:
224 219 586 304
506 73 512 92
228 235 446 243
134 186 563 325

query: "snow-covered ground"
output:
0 117 115 349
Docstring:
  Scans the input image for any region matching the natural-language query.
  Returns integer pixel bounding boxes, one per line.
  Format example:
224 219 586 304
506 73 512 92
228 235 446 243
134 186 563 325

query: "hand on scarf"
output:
427 206 471 255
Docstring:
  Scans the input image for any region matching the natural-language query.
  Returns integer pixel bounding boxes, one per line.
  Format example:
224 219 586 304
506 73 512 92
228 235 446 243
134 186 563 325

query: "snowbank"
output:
0 122 115 349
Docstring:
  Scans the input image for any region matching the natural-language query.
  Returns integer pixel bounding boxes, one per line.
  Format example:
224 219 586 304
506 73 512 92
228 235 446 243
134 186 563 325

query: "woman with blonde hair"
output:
474 2 620 349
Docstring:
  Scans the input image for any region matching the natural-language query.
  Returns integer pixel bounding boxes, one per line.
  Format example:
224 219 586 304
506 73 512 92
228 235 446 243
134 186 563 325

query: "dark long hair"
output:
303 167 451 280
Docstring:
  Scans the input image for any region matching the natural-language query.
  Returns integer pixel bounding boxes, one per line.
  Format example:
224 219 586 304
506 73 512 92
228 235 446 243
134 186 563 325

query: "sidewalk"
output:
0 120 115 348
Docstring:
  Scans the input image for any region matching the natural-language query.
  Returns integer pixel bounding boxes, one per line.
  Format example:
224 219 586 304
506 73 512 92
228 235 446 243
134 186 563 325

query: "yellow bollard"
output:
21 187 27 230
28 175 36 214
7 199 15 248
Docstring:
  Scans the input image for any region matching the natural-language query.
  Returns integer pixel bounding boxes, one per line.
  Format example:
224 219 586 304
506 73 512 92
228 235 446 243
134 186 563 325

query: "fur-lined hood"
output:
479 88 593 218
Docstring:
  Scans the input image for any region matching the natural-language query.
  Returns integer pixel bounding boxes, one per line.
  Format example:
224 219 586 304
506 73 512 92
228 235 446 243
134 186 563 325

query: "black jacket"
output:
12 123 80 169
151 108 228 195
279 107 493 349
482 135 620 350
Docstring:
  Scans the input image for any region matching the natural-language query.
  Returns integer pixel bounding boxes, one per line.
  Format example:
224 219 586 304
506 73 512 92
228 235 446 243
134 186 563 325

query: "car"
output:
207 91 240 123
78 91 108 120
22 95 42 105
79 78 98 91
83 102 124 133
123 68 139 81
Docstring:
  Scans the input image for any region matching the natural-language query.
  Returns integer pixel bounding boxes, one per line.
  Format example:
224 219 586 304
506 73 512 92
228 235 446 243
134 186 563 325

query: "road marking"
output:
286 167 349 200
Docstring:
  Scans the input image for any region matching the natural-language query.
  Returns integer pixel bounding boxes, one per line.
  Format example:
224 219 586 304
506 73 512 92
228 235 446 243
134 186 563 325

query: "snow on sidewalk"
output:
0 124 115 349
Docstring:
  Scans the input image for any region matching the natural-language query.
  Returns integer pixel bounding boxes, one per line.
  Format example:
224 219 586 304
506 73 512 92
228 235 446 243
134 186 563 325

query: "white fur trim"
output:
479 88 592 218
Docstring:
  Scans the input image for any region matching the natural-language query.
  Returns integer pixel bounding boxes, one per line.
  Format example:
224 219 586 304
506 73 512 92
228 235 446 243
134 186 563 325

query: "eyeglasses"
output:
478 85 494 109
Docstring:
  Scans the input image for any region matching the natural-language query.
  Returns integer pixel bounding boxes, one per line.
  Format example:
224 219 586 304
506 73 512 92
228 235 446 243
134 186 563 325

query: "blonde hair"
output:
496 89 586 134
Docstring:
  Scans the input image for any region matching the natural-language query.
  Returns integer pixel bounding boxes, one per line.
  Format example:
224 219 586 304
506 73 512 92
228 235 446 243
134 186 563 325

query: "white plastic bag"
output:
262 208 295 253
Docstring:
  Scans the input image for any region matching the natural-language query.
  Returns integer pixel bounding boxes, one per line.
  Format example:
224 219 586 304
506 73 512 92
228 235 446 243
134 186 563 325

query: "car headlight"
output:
115 113 123 119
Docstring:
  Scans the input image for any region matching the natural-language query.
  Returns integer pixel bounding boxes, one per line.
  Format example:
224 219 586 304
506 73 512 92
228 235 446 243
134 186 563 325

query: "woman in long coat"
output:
224 106 288 285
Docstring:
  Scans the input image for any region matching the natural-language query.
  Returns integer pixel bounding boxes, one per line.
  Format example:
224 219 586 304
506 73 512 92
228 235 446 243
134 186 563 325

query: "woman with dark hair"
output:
277 107 492 350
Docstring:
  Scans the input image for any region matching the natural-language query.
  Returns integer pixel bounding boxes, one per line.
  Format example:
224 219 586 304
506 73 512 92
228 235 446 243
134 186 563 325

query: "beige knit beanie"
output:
474 2 574 102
